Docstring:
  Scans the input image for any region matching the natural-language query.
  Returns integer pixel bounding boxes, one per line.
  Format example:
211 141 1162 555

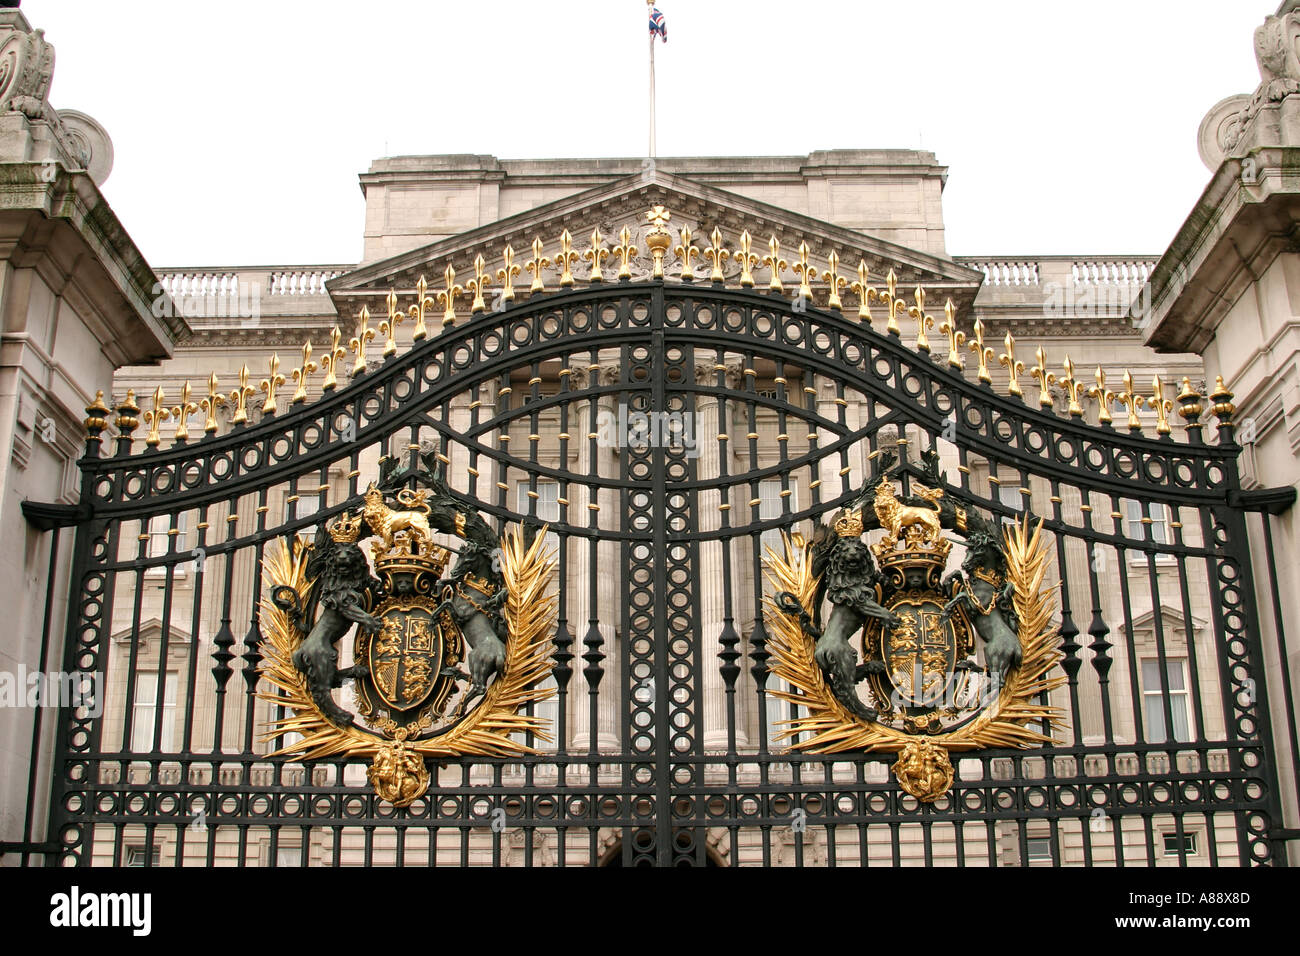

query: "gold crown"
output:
834 508 864 538
372 531 451 579
871 529 953 574
328 510 364 543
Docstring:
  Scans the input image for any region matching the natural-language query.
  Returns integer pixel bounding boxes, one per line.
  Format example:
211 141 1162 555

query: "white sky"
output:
24 0 1267 267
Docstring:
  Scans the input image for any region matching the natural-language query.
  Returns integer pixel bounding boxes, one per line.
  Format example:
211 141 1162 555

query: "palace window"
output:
131 670 179 753
516 480 560 553
1141 658 1192 743
1025 836 1055 865
146 514 190 577
1162 831 1199 857
289 491 322 541
1125 500 1171 546
124 846 161 867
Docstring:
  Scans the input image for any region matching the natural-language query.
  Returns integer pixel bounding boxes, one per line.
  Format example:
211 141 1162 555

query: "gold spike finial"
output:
201 373 224 433
260 353 286 416
291 341 317 405
170 381 198 443
849 260 876 324
467 254 492 313
525 238 551 293
704 227 729 283
998 332 1025 398
497 245 520 302
822 250 846 312
1029 346 1056 409
793 241 815 301
938 299 964 369
1059 357 1086 417
350 307 376 376
763 236 788 293
228 365 255 425
380 289 404 357
1150 375 1174 436
406 275 435 340
436 264 463 327
143 386 170 448
674 225 700 281
612 228 637 280
583 228 608 283
969 317 993 384
321 327 347 391
909 287 934 354
735 231 758 288
1089 367 1116 425
1117 370 1146 430
555 230 579 287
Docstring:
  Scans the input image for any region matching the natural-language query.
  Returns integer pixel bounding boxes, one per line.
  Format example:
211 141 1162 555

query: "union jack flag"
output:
649 6 667 43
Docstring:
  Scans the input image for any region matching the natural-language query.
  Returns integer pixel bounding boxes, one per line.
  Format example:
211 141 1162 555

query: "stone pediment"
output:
327 172 983 316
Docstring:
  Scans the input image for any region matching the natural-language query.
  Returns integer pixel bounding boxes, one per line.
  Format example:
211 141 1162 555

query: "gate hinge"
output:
0 840 59 857
1270 827 1300 841
21 499 92 531
1229 486 1297 515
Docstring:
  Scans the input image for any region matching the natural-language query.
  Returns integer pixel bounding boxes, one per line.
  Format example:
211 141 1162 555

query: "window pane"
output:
1144 697 1168 743
1164 660 1186 691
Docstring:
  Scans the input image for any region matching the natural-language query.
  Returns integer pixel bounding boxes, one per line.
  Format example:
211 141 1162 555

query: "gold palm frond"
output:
763 514 1066 755
257 523 557 762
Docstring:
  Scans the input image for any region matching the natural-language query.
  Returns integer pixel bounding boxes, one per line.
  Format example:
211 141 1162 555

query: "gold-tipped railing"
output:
88 205 1236 454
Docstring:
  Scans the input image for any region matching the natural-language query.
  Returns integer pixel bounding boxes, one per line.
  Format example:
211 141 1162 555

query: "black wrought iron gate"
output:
16 247 1300 867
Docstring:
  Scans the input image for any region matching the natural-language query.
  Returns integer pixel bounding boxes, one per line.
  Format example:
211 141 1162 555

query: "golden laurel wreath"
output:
764 514 1066 800
258 525 556 779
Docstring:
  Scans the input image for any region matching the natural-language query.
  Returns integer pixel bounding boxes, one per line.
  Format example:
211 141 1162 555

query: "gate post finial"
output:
114 389 140 456
1178 377 1204 443
84 390 111 454
1211 375 1236 440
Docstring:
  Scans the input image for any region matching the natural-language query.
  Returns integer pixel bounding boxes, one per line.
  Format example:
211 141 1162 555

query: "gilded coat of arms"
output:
260 451 556 807
768 451 1065 802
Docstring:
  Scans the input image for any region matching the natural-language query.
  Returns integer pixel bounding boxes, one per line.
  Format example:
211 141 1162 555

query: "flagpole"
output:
647 1 657 158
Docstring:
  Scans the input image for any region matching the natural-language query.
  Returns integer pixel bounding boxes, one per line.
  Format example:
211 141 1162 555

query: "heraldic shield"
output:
766 451 1066 804
260 450 556 808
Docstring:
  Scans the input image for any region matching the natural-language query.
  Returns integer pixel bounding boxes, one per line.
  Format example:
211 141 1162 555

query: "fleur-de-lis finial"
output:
436 264 463 327
321 327 347 391
143 386 170 448
938 299 965 369
170 381 198 443
675 225 700 281
612 228 637 280
1059 356 1086 417
406 275 436 340
969 317 994 384
1117 370 1146 429
379 289 404 357
1029 346 1056 409
793 241 815 301
467 254 492 313
704 227 729 283
1150 375 1174 436
497 245 520 303
909 286 935 354
763 236 788 293
999 332 1025 398
525 238 551 293
1089 366 1116 425
228 365 255 425
260 353 286 415
822 250 847 312
201 372 224 433
350 307 376 376
583 228 608 283
291 340 318 404
555 230 579 287
849 260 877 323
735 231 758 287
880 270 907 336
